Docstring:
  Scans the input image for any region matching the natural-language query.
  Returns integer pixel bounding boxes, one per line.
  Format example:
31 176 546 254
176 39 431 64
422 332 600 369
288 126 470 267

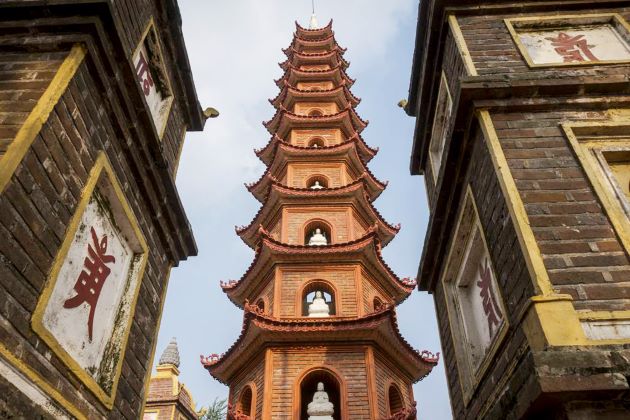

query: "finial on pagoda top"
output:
158 337 180 368
309 0 319 29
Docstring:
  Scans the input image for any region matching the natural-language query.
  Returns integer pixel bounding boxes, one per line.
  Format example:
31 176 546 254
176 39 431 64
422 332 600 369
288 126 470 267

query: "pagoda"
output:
201 16 438 420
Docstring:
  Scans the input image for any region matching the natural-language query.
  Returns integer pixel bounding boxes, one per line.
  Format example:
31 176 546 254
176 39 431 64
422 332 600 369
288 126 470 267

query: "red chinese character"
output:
476 258 503 336
135 51 154 96
63 227 116 341
545 32 598 62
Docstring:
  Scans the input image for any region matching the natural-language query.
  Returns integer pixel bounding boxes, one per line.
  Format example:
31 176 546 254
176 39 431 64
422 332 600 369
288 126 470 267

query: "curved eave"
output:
294 19 334 39
222 231 414 308
201 304 438 384
270 84 360 110
249 140 385 203
280 48 349 71
274 65 355 89
284 33 343 55
238 180 398 247
256 133 377 166
264 108 367 139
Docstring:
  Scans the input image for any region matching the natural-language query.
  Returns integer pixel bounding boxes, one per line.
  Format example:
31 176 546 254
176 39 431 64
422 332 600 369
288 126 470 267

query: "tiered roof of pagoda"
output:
202 19 437 389
201 302 438 384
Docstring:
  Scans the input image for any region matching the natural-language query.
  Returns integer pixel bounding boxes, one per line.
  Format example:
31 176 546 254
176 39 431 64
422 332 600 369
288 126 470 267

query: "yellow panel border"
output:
31 151 149 409
479 109 630 348
0 342 86 420
447 14 478 76
504 13 630 69
439 185 510 405
477 110 554 296
139 263 174 417
561 120 630 257
0 43 86 194
132 17 175 140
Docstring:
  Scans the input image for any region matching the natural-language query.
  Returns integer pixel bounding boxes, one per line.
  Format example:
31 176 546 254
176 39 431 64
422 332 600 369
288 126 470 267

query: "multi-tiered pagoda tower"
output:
201 18 438 420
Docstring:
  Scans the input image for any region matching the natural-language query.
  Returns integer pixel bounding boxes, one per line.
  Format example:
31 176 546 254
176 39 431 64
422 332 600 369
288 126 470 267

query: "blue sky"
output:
154 1 452 418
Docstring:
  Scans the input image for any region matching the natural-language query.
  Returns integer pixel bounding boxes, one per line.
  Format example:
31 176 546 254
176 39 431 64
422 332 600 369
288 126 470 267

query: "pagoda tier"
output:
220 230 414 309
264 108 366 140
247 139 386 202
201 303 438 384
236 180 399 247
279 48 349 71
255 132 376 166
283 33 345 56
276 61 354 85
203 18 435 420
294 19 334 39
270 84 360 110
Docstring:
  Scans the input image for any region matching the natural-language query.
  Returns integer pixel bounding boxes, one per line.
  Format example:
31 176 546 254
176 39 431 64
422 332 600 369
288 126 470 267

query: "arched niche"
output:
306 174 329 190
296 367 345 420
237 383 256 417
300 280 337 317
387 383 404 416
308 136 326 148
373 296 384 312
308 109 324 117
303 219 333 246
255 297 266 314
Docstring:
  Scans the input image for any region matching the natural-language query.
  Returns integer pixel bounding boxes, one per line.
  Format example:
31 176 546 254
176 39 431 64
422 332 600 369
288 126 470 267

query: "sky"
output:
154 1 452 418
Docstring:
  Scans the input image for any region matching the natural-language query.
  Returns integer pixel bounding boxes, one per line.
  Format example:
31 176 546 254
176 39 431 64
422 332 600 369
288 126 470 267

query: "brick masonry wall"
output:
288 163 345 188
373 352 412 418
290 128 342 147
0 51 66 159
0 58 174 418
230 354 265 420
108 0 192 177
455 8 630 78
270 347 370 419
294 102 338 116
284 208 350 244
491 110 630 311
278 267 358 317
433 125 535 419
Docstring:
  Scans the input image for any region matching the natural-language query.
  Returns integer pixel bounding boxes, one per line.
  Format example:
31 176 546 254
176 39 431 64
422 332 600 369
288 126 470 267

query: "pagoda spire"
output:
309 0 319 29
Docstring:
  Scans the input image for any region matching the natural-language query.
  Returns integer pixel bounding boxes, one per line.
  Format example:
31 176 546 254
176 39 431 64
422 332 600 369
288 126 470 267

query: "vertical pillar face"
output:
32 152 148 407
408 2 630 418
0 2 203 418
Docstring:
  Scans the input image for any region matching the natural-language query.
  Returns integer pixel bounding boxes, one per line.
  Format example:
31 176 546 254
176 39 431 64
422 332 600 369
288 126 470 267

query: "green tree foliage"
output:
199 397 227 420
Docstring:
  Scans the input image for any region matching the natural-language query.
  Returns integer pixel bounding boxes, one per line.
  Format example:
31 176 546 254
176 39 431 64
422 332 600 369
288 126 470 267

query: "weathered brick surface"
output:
432 126 534 419
271 347 370 419
230 354 265 420
491 110 630 312
279 267 358 317
287 163 346 188
457 8 630 78
374 352 412 418
0 1 202 417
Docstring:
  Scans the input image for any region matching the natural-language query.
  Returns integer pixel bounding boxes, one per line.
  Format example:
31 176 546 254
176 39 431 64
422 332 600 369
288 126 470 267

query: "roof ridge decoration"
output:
235 180 397 241
269 83 360 109
273 64 356 89
245 141 389 202
263 107 368 136
219 229 415 299
295 18 333 33
200 302 439 383
254 133 377 166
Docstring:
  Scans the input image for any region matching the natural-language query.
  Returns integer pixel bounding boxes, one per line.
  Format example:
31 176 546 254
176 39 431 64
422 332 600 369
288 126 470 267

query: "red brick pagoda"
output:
201 17 438 420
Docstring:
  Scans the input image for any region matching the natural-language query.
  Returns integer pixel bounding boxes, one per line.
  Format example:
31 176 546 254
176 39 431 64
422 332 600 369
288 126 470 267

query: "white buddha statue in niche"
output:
308 228 328 246
307 382 334 420
310 180 325 190
308 291 330 318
